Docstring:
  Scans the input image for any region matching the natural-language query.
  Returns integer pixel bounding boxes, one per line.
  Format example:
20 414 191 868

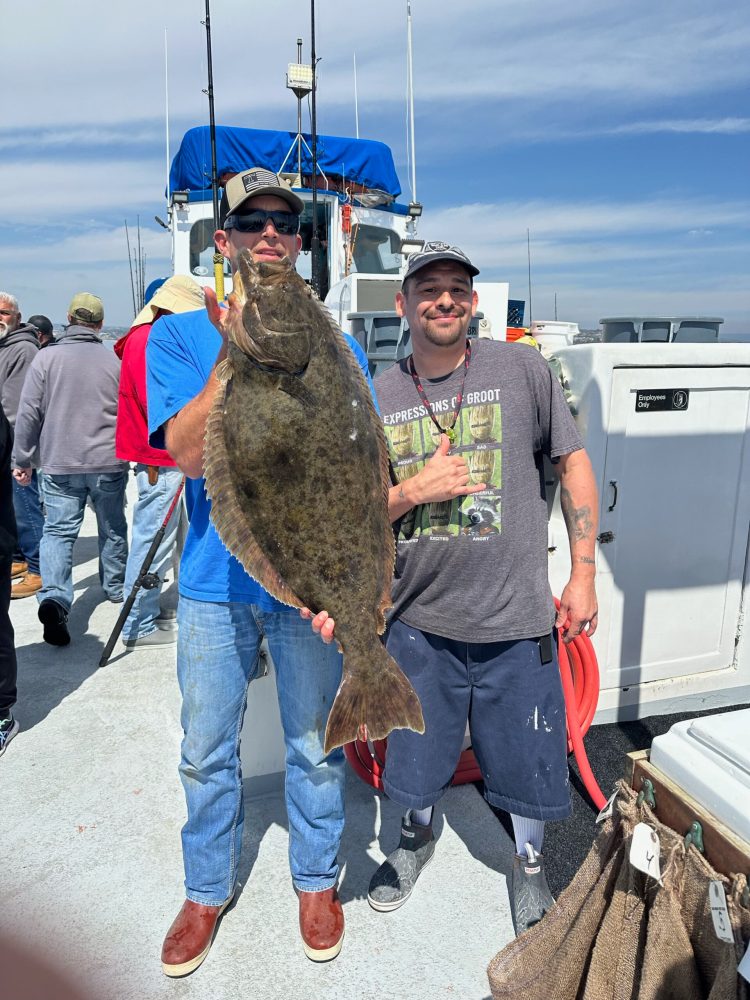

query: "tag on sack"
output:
596 790 617 824
629 823 662 884
739 940 750 983
708 881 734 944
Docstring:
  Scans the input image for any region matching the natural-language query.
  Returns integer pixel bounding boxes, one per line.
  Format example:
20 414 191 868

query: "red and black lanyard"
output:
407 339 472 445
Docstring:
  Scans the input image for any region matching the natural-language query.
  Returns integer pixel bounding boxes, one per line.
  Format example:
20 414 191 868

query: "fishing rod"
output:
310 0 320 298
202 0 225 301
99 478 185 668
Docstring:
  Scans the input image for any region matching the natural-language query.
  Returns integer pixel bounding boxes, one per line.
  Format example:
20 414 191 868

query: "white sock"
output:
511 815 545 855
409 806 433 827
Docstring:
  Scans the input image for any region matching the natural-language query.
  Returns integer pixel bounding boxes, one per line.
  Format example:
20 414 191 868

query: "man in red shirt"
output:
115 276 205 647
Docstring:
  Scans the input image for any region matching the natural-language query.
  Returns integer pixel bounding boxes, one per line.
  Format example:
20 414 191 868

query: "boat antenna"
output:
353 53 360 139
164 28 172 214
406 0 417 203
527 228 533 326
201 0 225 300
310 0 321 298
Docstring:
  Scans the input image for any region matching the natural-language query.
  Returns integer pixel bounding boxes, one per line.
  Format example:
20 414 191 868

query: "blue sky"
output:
1 0 748 332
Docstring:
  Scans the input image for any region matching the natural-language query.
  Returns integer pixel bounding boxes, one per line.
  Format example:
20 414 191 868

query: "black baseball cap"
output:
27 314 53 337
403 241 480 285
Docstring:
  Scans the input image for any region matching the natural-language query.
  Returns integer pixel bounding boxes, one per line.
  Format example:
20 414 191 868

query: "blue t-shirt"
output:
146 307 376 607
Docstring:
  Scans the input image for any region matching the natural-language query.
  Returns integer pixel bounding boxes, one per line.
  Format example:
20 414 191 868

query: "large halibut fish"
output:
204 251 425 753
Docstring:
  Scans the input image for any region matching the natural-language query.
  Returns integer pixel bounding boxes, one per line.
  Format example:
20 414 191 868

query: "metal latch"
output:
597 531 615 544
684 821 705 854
636 777 656 810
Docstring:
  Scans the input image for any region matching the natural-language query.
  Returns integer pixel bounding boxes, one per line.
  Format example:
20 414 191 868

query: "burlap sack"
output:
676 841 747 1000
487 802 626 1000
725 874 750 1000
613 787 748 1000
638 841 704 1000
488 780 750 1000
581 858 648 1000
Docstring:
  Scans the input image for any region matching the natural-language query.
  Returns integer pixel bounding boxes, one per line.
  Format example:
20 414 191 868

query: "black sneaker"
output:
367 811 435 912
510 842 555 936
38 599 70 646
0 714 19 757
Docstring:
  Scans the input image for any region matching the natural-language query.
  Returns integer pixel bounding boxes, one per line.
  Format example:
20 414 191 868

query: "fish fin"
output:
215 357 233 382
324 644 425 753
203 375 305 609
277 374 317 408
318 308 396 621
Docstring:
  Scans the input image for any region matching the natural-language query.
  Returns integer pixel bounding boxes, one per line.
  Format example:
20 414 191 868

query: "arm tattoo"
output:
577 555 595 564
560 487 593 541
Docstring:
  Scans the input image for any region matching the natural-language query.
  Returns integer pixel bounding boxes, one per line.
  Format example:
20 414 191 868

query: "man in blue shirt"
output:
148 169 370 975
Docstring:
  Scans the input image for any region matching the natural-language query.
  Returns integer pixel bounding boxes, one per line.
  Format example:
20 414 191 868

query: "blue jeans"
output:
12 472 44 574
121 465 183 641
39 471 129 610
177 597 346 904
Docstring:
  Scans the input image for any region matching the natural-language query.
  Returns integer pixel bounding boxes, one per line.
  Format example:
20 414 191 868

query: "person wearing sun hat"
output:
114 275 206 649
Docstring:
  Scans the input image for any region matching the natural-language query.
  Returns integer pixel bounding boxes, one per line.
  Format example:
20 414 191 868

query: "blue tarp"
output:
169 126 401 199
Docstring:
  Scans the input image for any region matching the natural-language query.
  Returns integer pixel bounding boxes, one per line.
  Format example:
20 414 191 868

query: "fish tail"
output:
324 645 425 754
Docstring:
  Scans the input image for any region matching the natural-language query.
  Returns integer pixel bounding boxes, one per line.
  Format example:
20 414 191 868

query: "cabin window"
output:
641 322 670 342
673 321 720 343
350 225 402 275
189 219 231 278
602 321 638 343
296 203 332 297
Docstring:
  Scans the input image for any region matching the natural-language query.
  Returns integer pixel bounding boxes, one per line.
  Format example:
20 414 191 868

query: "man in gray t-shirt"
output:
367 242 599 935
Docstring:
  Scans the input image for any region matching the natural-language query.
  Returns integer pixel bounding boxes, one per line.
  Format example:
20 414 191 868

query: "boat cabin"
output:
167 126 414 327
164 126 510 372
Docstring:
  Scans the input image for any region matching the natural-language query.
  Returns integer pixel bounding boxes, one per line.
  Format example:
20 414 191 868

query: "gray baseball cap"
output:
403 241 480 284
222 167 304 222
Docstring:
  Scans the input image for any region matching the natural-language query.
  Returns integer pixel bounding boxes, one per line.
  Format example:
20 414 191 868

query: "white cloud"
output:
422 197 750 248
605 118 750 136
420 196 750 332
2 0 748 133
0 159 165 223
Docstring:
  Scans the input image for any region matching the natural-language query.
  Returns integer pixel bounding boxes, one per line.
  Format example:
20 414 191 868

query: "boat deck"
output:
6 498 746 999
5 501 511 1000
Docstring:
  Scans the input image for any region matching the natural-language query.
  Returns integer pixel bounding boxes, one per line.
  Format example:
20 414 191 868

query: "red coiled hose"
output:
343 601 607 811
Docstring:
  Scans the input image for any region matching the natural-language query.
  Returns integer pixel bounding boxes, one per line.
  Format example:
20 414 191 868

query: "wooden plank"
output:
626 751 750 880
624 749 648 785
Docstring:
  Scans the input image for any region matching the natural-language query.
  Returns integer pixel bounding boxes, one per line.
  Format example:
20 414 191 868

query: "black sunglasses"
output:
223 209 300 235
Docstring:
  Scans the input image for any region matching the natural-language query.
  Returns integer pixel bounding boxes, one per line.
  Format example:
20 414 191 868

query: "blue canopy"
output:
169 126 401 199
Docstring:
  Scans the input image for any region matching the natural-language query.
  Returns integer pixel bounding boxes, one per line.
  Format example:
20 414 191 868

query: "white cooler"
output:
649 707 750 844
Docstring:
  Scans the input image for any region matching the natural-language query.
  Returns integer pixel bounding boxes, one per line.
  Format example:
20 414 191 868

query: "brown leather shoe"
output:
297 885 345 962
161 897 232 977
11 572 42 600
11 560 27 578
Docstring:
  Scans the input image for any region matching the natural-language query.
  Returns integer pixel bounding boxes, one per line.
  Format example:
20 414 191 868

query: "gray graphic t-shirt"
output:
374 338 583 642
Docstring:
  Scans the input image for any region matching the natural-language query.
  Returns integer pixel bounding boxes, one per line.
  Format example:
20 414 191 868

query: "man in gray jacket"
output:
13 293 128 646
0 292 44 599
